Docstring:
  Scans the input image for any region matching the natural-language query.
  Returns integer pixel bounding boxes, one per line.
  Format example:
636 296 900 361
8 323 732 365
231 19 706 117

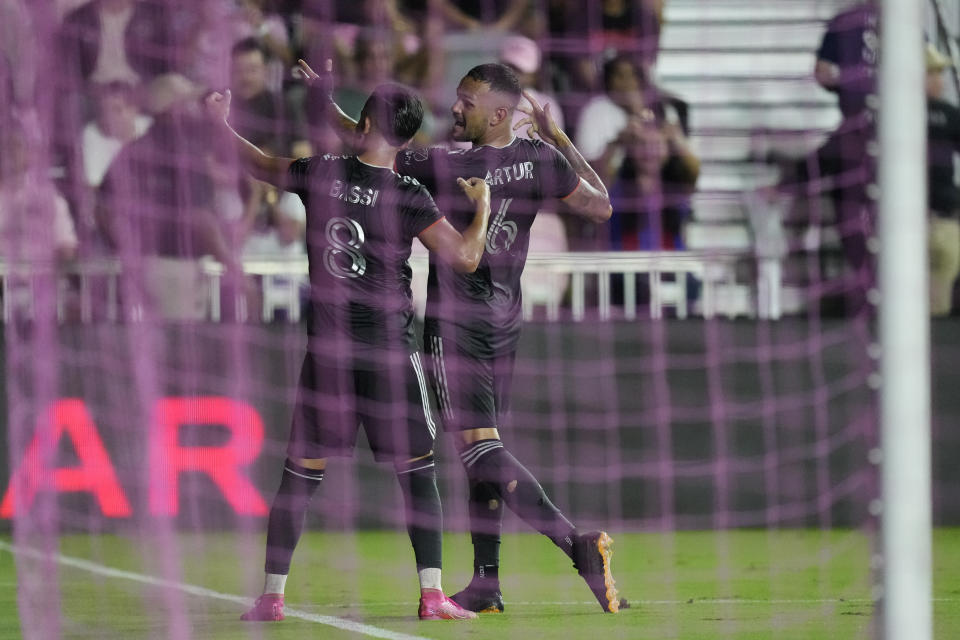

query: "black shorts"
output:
423 333 515 431
287 345 437 462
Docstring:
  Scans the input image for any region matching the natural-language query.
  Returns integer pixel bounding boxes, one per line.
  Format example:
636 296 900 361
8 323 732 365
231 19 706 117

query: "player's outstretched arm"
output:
296 59 360 146
418 177 491 273
515 91 612 224
204 90 295 187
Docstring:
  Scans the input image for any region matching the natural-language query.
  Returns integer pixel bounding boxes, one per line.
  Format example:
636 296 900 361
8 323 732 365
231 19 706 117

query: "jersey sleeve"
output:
402 183 444 238
286 156 322 199
540 143 583 200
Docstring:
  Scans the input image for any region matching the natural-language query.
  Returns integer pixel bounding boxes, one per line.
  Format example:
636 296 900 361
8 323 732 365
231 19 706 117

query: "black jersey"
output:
288 154 443 350
928 97 960 216
396 137 581 357
816 3 878 118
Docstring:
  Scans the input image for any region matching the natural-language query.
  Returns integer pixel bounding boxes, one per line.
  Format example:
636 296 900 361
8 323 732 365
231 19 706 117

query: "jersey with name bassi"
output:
287 155 442 348
396 137 580 357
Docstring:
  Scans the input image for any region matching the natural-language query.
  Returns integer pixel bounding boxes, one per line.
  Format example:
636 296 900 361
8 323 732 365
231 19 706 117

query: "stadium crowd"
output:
0 0 699 320
2 0 956 318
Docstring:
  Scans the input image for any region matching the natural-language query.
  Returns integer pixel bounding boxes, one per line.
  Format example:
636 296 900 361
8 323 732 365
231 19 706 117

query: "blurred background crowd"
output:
0 0 957 321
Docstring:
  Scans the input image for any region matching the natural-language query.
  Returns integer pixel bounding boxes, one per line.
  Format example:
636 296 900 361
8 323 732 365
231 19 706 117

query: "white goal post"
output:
880 1 933 639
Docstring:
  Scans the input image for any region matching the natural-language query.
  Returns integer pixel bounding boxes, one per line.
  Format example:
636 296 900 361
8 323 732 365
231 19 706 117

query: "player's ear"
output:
361 116 372 134
490 106 508 127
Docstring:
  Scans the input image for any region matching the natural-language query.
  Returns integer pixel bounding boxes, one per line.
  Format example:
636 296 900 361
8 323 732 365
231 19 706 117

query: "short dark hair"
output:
602 55 647 92
358 83 424 146
231 37 268 61
464 63 522 106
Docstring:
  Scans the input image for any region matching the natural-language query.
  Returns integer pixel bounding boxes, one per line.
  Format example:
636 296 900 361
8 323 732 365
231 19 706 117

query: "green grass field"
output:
1 529 958 639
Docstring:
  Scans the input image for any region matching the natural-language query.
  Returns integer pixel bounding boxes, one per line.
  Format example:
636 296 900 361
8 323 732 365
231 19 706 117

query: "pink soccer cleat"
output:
240 594 285 621
418 589 478 620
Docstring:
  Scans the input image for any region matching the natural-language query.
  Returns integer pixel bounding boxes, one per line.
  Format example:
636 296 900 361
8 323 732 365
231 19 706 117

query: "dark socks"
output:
395 455 443 570
264 459 324 575
467 476 503 588
460 440 578 567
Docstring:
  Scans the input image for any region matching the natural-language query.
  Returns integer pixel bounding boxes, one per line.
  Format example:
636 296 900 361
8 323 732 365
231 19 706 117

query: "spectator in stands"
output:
545 0 663 110
233 0 293 95
814 1 878 122
426 0 533 32
235 0 293 66
333 29 437 145
926 44 960 316
592 0 663 72
234 177 307 321
0 113 80 320
176 0 240 91
334 30 396 119
239 181 306 258
501 35 570 303
782 0 877 316
500 35 564 136
56 0 174 223
59 0 173 88
81 81 152 188
0 113 79 265
0 0 34 113
575 55 699 250
97 73 242 321
230 38 288 154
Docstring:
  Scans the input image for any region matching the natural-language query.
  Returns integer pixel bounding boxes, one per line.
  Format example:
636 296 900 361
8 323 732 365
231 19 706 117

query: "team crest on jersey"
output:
409 148 431 162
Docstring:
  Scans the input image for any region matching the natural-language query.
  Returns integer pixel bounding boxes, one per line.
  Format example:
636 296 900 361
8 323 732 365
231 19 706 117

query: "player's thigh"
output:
491 349 517 421
287 350 361 459
355 351 436 463
424 334 498 431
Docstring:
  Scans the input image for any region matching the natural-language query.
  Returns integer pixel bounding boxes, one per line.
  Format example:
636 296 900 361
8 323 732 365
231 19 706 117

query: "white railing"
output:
0 250 776 324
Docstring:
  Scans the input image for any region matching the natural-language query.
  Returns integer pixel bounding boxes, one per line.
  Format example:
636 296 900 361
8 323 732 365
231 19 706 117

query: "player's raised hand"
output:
514 90 565 147
457 177 490 206
297 58 334 98
204 90 232 122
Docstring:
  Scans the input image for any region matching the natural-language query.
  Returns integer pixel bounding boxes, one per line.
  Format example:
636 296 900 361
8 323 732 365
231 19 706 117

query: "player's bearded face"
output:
450 79 490 142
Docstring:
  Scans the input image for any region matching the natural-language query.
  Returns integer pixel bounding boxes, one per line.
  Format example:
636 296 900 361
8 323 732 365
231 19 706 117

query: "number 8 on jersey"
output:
324 217 367 279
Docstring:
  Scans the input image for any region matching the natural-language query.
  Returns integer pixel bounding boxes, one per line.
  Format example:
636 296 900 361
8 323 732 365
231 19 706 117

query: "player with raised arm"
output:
305 59 623 614
204 81 491 621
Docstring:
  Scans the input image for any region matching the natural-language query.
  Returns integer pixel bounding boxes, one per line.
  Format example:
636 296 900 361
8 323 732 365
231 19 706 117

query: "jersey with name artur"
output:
396 137 580 357
288 154 443 349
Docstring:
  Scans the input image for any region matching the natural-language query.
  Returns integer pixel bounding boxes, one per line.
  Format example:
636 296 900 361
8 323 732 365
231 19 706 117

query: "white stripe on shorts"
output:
410 352 436 439
430 336 454 422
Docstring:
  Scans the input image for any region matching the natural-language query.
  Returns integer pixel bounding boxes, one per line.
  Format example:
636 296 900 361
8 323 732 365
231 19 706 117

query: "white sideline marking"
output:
0 540 432 640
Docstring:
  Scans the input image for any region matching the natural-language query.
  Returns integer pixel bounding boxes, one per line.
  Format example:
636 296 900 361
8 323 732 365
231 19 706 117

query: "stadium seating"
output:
658 0 851 314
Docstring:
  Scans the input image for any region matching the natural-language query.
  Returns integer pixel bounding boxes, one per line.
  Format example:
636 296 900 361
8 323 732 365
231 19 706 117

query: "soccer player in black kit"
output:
204 80 491 621
312 60 622 613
